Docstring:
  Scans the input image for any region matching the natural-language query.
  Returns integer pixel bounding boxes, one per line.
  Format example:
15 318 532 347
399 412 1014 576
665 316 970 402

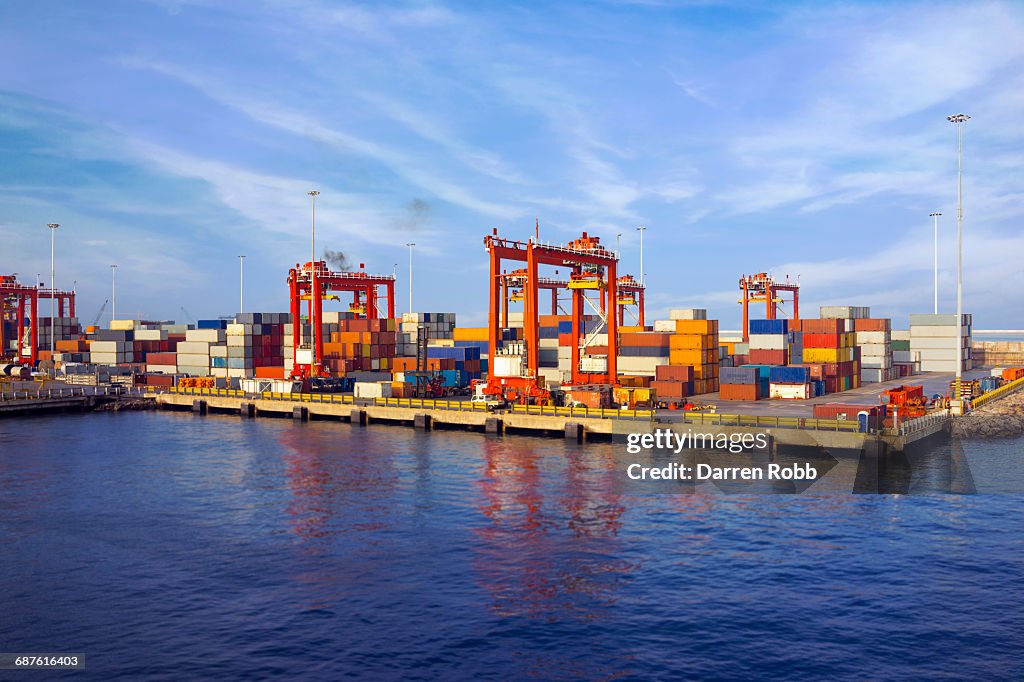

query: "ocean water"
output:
1 411 1022 680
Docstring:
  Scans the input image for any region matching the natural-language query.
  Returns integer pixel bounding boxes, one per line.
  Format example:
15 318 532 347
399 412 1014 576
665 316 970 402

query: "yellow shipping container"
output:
619 325 651 333
453 327 489 341
802 347 854 363
669 334 714 350
669 348 718 366
674 319 719 335
692 363 719 379
110 319 137 331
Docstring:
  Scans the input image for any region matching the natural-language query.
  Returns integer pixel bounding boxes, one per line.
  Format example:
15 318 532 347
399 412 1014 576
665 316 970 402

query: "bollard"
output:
192 399 207 415
240 403 255 418
292 406 309 421
350 409 367 426
564 422 583 442
414 413 432 431
485 417 504 435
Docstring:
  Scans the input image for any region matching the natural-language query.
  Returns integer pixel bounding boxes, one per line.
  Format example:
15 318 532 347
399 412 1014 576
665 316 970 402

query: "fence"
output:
970 376 1024 409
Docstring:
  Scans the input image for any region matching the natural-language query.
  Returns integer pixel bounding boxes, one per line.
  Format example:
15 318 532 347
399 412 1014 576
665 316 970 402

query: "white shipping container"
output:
146 364 177 374
580 356 608 373
134 329 168 341
615 356 665 375
669 308 707 320
185 329 226 343
911 336 970 349
176 353 210 367
910 325 971 338
493 355 524 377
176 341 212 355
769 383 811 400
354 381 392 399
855 331 891 344
891 330 911 341
858 343 891 356
653 320 676 332
210 345 227 358
860 357 893 369
747 334 788 350
914 348 971 361
861 368 887 383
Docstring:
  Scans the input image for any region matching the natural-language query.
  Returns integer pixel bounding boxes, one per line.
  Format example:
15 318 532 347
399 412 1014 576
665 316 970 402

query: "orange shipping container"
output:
453 327 489 341
669 334 714 350
674 319 718 335
669 348 717 366
1002 368 1024 381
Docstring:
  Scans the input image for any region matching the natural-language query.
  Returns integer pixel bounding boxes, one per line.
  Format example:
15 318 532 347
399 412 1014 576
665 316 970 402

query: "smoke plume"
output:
324 249 352 271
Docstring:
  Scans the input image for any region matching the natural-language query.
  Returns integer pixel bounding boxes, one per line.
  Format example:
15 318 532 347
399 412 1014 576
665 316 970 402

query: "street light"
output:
929 212 941 314
110 265 117 325
406 242 416 313
47 223 59 360
238 255 246 315
616 233 622 260
307 190 320 366
947 113 969 383
636 226 646 286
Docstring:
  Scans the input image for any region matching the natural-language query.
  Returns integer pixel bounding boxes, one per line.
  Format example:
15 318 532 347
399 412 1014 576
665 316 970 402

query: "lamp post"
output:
947 113 969 383
35 273 40 343
47 223 59 360
636 226 646 286
616 233 622 260
238 255 246 315
406 242 416 313
307 190 320 366
929 212 941 314
110 265 117 325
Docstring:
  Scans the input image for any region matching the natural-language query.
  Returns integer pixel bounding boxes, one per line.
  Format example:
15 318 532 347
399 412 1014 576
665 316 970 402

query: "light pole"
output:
110 265 117 325
616 233 622 260
47 223 59 359
238 255 246 315
406 242 416 313
307 190 320 365
35 273 40 343
636 226 646 286
930 212 941 314
947 113 969 383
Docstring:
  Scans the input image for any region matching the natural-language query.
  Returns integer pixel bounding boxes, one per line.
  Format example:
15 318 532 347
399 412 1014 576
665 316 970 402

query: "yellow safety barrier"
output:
971 376 1024 409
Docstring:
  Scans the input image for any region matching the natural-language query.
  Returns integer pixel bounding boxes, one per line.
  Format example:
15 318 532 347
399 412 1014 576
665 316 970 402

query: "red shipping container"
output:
748 349 787 365
853 318 891 332
143 373 175 387
719 383 760 400
656 365 694 381
800 318 846 334
803 333 841 348
651 380 688 399
146 352 177 365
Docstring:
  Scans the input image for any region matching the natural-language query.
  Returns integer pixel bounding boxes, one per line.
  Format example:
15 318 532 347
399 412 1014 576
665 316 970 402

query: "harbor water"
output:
1 411 1022 679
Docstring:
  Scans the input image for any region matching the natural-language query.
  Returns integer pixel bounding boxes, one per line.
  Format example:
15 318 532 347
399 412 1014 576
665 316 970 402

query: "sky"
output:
1 0 1022 330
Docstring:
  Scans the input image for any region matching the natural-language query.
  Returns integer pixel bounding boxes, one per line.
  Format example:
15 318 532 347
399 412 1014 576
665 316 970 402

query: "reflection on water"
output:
0 412 1021 680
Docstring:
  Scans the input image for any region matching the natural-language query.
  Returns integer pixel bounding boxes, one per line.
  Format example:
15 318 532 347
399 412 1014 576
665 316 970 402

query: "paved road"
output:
671 368 992 418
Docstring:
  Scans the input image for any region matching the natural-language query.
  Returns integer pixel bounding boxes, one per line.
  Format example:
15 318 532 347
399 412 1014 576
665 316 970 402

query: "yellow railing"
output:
971 376 1024 409
681 411 862 432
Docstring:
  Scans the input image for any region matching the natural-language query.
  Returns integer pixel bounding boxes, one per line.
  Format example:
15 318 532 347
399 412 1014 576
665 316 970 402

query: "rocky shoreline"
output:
951 388 1024 440
93 397 157 412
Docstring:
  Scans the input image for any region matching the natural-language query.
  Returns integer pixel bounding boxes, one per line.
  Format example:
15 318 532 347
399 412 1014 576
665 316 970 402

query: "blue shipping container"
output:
770 366 810 384
749 319 789 335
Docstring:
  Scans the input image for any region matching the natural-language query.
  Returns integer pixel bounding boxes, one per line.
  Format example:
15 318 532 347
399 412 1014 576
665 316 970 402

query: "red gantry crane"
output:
738 272 800 342
483 229 620 404
287 261 395 378
0 274 41 365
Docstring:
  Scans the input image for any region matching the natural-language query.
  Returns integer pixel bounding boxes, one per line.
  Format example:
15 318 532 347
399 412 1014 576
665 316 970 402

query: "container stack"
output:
650 364 693 404
719 366 760 400
747 319 789 366
909 314 973 372
667 319 719 394
176 324 226 376
890 330 919 377
853 318 893 383
321 317 398 376
768 365 819 399
453 327 491 377
800 318 860 393
618 331 671 377
400 313 456 345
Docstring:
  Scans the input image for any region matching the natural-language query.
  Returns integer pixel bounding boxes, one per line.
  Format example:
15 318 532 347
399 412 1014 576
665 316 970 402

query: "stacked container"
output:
667 319 719 394
909 314 973 372
800 318 860 393
853 318 893 383
719 366 760 400
747 319 788 366
768 365 814 399
650 364 693 404
619 331 671 377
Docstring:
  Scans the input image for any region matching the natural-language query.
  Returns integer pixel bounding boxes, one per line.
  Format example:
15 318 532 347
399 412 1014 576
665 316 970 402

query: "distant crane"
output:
92 300 109 327
180 306 195 325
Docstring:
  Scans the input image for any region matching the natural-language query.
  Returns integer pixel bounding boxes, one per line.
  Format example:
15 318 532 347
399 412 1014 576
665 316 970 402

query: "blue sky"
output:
2 0 1022 329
